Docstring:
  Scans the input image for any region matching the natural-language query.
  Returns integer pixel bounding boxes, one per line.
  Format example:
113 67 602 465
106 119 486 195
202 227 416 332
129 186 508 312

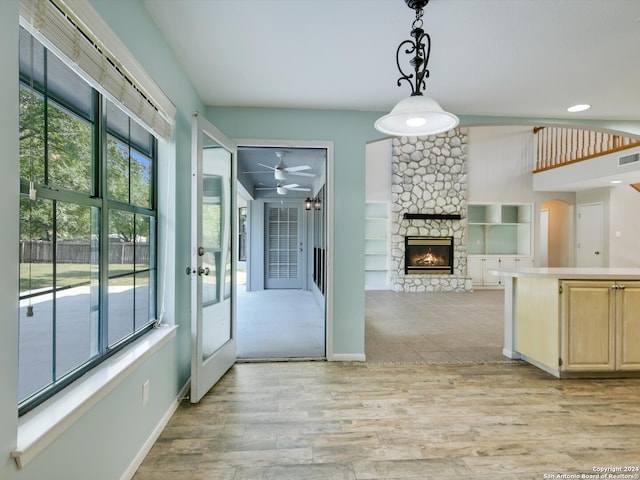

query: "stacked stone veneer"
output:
391 128 473 292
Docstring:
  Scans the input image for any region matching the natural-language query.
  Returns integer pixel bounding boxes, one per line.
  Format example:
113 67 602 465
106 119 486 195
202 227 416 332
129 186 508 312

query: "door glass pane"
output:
201 139 232 360
107 135 130 203
268 207 299 279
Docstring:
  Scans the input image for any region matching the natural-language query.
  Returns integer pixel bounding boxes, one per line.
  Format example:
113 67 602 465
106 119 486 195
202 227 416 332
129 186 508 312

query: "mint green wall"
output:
206 106 385 354
2 0 640 478
0 0 202 478
0 1 21 478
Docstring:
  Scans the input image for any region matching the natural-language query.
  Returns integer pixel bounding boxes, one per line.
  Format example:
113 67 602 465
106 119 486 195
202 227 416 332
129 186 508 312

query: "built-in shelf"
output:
403 213 462 220
365 202 390 290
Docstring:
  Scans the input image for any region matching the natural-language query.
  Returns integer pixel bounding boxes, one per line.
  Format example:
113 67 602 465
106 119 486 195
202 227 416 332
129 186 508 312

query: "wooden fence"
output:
19 241 150 264
534 126 640 172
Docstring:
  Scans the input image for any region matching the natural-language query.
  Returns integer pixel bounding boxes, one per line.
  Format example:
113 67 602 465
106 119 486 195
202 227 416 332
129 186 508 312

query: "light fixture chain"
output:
395 2 431 97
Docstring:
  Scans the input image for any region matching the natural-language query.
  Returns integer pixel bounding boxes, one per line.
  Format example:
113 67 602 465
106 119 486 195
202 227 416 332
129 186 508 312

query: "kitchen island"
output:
496 268 640 377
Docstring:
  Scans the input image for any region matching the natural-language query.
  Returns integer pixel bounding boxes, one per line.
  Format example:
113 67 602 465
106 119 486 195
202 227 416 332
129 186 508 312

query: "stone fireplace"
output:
390 129 472 292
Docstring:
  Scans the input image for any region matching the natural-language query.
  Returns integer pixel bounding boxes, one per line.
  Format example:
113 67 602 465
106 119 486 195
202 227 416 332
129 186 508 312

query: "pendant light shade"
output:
375 0 458 137
375 95 459 137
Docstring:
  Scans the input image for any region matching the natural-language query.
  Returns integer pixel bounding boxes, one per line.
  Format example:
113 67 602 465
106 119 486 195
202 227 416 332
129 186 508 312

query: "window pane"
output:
46 50 92 119
108 210 135 346
19 196 54 402
134 215 153 329
130 149 152 209
19 87 45 184
107 135 130 203
19 27 45 92
55 202 100 379
130 119 152 156
106 99 129 141
47 102 92 193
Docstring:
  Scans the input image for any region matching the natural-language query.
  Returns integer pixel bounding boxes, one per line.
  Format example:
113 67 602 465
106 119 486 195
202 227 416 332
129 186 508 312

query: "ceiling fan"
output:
245 151 315 181
255 182 311 196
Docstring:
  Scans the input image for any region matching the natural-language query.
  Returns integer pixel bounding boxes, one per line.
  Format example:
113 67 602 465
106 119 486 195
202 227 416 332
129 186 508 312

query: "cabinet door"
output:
617 281 640 370
483 257 501 286
562 281 615 372
467 257 484 285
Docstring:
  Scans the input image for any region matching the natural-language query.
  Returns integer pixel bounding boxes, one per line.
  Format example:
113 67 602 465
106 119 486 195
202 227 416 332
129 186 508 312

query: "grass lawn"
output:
20 263 149 293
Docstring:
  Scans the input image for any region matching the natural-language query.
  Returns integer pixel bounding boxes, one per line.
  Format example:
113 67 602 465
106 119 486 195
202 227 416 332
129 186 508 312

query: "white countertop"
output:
489 267 640 280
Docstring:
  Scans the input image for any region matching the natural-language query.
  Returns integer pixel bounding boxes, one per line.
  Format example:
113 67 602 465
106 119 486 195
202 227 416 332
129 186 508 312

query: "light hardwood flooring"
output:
134 361 640 479
133 291 640 479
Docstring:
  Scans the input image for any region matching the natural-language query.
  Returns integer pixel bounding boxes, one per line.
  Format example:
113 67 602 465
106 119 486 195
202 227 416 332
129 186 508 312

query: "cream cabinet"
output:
562 280 640 372
513 277 640 377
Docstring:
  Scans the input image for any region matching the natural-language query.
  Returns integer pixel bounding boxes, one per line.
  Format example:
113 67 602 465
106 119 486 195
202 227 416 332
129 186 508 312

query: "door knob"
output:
594 251 600 255
198 266 210 276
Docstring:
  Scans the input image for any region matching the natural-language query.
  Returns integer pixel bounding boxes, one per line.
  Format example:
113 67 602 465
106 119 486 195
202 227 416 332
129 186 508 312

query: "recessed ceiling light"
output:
610 180 622 184
567 104 591 113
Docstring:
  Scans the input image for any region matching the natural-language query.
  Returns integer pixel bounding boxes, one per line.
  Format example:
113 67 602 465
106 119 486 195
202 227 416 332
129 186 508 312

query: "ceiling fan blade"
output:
284 165 311 172
243 170 272 174
288 187 311 191
282 183 299 189
257 163 277 171
254 187 275 190
288 171 315 177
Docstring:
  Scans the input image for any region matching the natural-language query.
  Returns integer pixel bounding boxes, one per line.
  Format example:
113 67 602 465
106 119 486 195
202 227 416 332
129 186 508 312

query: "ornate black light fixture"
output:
375 0 459 137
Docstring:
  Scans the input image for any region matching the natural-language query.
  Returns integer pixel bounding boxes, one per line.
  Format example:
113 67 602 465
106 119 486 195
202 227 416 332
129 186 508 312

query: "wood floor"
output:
134 361 640 479
133 291 640 479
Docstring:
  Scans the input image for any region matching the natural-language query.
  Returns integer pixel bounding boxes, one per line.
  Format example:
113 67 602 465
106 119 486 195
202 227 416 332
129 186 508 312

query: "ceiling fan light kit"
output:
375 0 459 137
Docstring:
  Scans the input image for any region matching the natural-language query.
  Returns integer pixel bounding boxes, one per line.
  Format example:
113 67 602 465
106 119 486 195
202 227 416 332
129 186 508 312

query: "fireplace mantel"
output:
402 213 462 220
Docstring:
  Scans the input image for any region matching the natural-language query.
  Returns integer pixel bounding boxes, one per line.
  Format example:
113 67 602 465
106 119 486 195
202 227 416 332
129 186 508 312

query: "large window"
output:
18 27 158 413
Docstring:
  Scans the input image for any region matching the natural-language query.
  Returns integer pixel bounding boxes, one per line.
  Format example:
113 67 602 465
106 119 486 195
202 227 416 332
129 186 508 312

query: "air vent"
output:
619 153 640 166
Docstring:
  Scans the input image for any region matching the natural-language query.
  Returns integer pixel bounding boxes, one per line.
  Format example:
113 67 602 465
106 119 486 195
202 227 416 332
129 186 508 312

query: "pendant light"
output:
375 0 459 137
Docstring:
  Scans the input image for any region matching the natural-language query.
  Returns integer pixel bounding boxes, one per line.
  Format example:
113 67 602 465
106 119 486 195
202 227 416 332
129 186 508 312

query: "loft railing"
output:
534 126 640 173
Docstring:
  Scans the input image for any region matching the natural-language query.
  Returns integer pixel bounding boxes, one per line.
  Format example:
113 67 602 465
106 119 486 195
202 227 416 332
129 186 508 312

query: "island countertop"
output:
489 267 640 280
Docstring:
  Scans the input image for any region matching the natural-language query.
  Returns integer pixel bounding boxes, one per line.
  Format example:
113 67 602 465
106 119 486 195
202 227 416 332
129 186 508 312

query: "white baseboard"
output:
331 353 366 362
121 380 190 480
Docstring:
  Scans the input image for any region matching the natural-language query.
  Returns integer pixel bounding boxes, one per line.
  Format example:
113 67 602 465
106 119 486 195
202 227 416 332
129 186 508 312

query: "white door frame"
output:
235 138 334 360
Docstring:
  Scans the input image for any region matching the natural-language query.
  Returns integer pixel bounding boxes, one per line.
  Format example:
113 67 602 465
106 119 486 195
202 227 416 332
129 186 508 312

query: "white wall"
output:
609 185 640 267
365 138 392 203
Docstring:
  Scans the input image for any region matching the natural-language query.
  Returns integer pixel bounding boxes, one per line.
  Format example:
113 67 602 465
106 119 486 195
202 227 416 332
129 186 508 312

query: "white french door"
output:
190 112 237 403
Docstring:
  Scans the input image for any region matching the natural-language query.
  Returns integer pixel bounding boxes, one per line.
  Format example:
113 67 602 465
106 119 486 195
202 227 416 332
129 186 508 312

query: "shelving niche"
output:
467 203 533 287
365 202 390 290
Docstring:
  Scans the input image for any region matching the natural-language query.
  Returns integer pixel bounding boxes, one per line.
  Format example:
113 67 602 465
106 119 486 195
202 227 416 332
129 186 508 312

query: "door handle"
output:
594 251 600 255
185 267 193 275
198 266 210 276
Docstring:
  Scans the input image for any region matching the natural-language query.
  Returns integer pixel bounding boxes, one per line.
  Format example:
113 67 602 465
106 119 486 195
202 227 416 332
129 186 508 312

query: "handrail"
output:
534 127 640 173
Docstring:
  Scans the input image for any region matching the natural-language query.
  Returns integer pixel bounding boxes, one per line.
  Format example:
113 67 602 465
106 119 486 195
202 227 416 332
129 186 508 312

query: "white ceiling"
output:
143 0 640 121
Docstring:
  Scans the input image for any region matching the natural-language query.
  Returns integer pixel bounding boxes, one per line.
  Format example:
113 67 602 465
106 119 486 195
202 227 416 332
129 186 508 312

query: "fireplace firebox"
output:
404 236 454 274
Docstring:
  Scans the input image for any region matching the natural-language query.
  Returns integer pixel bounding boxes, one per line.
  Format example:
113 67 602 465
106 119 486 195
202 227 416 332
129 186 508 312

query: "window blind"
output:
19 0 175 141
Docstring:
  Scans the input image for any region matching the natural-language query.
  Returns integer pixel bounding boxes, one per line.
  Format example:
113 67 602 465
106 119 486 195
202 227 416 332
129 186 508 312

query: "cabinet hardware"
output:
559 358 563 367
559 285 563 294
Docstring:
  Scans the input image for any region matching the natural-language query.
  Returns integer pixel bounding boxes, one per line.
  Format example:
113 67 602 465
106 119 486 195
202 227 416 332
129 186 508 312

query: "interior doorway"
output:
577 202 604 267
235 142 330 360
